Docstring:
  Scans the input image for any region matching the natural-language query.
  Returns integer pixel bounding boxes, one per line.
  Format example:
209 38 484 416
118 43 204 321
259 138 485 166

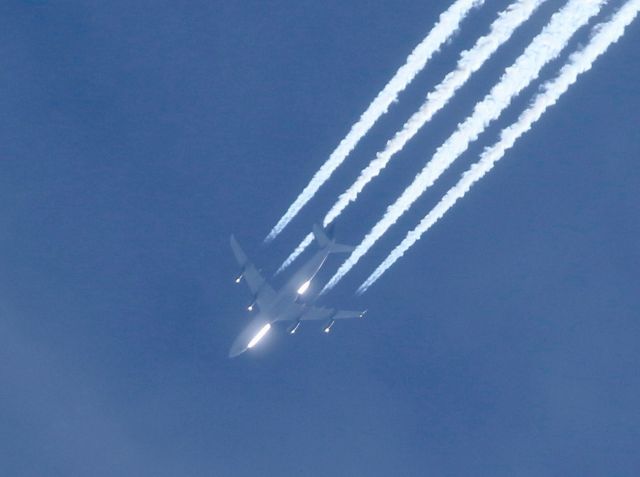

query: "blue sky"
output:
1 1 639 475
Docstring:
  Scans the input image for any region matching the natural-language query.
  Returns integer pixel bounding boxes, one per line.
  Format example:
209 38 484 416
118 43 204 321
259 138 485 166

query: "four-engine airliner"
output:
229 225 366 357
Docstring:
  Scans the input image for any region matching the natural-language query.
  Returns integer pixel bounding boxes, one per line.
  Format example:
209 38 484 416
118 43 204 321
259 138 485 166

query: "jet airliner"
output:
229 225 366 357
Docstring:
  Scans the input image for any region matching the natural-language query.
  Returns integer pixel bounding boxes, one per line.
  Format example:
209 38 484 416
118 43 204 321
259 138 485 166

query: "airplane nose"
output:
228 340 246 358
228 315 271 358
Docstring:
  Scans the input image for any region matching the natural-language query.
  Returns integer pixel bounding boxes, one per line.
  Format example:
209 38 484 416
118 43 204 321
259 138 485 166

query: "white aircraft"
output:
229 225 366 357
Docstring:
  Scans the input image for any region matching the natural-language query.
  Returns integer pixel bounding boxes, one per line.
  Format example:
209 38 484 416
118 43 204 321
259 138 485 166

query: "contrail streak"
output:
276 0 545 275
322 0 606 293
265 0 484 243
359 0 640 293
277 233 314 274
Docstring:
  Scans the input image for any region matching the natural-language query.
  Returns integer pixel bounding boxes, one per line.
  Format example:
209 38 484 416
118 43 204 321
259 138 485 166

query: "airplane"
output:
229 224 366 357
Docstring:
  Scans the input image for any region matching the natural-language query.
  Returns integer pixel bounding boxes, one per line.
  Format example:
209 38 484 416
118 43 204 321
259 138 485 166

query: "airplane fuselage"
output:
229 247 330 357
228 225 363 357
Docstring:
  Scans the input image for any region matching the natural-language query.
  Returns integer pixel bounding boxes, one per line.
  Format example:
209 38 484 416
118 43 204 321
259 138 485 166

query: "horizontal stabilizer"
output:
329 243 354 254
312 224 331 249
297 305 366 322
312 224 354 254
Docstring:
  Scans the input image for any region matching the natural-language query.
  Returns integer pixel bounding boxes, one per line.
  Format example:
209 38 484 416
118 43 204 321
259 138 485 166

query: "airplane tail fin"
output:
312 224 354 254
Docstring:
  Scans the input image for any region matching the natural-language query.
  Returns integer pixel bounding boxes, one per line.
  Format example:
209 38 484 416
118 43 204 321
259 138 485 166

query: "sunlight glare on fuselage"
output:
247 323 271 349
297 280 311 295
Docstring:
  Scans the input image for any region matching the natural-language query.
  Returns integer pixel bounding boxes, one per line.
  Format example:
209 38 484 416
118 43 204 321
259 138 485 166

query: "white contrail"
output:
359 0 640 293
322 0 606 293
265 0 484 243
277 233 314 274
276 0 545 274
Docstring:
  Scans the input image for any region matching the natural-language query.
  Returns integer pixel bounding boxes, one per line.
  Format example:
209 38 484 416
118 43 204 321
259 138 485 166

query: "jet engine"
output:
287 321 301 335
322 319 335 333
247 296 257 312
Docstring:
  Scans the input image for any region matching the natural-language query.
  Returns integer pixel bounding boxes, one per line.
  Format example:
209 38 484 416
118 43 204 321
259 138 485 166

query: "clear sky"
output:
1 1 639 475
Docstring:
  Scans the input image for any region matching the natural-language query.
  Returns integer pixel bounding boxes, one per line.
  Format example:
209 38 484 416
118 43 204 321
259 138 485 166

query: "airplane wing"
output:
299 305 366 321
230 235 277 309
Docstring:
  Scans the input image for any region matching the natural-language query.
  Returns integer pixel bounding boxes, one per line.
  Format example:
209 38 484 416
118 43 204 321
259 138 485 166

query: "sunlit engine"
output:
287 321 301 335
322 319 335 333
247 296 257 312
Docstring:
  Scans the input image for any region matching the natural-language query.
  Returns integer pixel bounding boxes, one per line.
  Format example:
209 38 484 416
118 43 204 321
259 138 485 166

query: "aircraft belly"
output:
228 314 271 357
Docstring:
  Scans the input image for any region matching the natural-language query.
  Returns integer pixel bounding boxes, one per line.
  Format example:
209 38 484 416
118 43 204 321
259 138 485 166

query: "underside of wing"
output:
300 305 366 321
230 235 276 309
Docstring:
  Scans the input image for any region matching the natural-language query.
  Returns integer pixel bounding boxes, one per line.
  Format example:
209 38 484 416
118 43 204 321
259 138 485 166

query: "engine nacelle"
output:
247 296 257 312
234 264 248 284
287 321 301 335
322 319 335 334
